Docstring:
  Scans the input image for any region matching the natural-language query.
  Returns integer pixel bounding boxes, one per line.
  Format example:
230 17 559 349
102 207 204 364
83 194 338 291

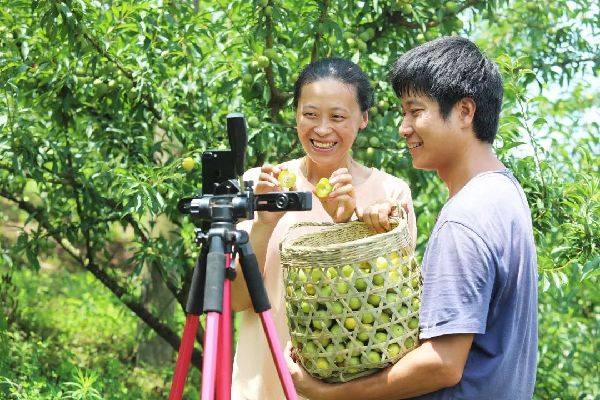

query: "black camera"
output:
178 113 312 223
169 115 306 399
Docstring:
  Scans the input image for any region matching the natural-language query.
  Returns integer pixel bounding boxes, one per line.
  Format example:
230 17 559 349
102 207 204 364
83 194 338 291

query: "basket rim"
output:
280 217 408 253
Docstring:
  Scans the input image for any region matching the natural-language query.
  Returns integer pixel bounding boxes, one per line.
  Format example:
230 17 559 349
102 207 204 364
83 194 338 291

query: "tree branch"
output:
80 30 162 120
366 0 484 43
386 0 482 30
0 191 204 369
548 56 600 70
311 0 329 62
63 165 203 339
263 6 291 118
84 257 202 368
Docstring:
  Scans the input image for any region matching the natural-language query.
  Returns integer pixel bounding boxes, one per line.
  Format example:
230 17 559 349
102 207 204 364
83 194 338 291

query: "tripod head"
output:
177 113 312 227
176 112 312 314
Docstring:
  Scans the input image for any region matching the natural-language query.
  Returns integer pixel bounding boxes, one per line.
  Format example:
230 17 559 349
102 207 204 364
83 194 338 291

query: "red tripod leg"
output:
236 238 298 400
201 311 220 400
168 314 200 400
260 311 298 400
216 255 233 399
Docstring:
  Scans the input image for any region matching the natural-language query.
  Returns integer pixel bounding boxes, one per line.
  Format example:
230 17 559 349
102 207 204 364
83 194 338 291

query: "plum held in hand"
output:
278 169 297 189
315 177 333 198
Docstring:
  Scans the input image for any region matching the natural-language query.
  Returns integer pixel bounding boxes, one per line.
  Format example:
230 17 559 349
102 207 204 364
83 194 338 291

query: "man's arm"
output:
287 334 474 400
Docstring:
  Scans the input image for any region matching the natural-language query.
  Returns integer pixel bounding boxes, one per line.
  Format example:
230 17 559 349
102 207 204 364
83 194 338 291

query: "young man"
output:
285 36 538 399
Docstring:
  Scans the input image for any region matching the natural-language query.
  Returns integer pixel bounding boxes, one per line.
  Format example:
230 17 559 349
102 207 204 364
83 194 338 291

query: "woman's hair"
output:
390 36 503 144
293 58 373 112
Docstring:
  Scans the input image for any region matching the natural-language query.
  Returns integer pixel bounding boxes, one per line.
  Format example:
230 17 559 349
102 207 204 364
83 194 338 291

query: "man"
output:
285 36 538 399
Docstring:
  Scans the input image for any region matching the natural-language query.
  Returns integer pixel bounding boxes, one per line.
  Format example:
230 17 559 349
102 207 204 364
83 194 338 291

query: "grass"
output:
1 266 202 399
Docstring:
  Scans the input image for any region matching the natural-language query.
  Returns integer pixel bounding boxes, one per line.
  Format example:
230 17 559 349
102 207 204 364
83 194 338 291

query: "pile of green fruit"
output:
284 251 422 382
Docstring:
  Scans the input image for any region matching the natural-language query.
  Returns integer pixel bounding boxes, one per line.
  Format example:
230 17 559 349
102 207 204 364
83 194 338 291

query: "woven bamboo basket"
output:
279 213 421 383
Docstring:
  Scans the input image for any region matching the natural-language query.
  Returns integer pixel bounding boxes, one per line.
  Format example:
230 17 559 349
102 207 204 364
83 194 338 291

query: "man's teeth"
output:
408 143 423 149
312 140 336 149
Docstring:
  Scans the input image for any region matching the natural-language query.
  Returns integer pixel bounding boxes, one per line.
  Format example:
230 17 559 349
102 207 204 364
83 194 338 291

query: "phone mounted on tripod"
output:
169 113 307 400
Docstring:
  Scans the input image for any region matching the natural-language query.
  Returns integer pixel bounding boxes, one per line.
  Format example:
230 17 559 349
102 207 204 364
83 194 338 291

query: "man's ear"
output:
457 97 476 127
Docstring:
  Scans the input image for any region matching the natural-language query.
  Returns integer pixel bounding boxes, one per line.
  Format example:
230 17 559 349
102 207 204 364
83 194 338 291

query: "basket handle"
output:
392 202 407 221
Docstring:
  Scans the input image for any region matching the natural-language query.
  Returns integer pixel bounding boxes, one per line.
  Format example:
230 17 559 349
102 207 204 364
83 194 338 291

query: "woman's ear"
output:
360 110 369 129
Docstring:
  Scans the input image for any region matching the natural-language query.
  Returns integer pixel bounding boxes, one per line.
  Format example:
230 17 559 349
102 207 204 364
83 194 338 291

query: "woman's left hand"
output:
357 200 408 233
316 168 356 223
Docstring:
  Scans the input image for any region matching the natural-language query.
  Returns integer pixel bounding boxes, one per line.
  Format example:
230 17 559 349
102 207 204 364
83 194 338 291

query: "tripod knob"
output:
194 228 207 244
225 267 237 281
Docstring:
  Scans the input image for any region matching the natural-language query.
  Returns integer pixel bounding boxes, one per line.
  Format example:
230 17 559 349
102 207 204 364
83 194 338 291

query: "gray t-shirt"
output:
413 170 538 400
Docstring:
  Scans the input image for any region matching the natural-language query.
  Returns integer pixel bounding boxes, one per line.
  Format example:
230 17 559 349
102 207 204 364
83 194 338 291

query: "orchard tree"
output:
0 0 598 397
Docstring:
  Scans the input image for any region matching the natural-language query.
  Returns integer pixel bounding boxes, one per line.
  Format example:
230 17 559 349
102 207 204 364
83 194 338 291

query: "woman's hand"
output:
255 164 294 226
316 168 356 223
357 200 408 233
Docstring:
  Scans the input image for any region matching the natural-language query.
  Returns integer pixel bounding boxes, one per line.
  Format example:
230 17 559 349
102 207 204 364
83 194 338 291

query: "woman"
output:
230 58 416 399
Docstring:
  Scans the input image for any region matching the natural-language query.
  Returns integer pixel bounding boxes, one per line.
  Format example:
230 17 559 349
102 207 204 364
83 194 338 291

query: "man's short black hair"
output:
390 36 503 144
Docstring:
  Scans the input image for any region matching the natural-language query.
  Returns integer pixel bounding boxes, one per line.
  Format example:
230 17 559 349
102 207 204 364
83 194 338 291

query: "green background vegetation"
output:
1 0 598 398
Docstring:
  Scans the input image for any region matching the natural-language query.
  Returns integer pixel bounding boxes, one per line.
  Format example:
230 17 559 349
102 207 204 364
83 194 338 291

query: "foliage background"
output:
1 0 598 398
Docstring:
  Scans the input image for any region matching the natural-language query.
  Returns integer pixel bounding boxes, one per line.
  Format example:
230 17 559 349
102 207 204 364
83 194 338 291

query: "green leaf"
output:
501 140 526 150
541 273 550 292
580 254 599 281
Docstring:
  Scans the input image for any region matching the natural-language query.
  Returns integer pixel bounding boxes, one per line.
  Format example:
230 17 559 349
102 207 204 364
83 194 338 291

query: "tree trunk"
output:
136 262 176 366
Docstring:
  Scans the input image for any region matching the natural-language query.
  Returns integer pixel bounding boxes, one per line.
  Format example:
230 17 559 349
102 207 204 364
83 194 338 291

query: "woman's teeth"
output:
311 139 336 149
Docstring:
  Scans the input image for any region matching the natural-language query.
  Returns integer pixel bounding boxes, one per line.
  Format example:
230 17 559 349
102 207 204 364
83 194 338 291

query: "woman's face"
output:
296 78 368 167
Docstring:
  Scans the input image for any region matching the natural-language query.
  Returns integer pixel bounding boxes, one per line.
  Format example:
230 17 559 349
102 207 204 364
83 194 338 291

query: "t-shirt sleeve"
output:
418 221 495 339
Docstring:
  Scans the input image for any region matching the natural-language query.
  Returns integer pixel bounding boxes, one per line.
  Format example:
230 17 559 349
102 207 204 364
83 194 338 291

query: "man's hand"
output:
285 342 330 400
284 333 473 400
316 168 356 223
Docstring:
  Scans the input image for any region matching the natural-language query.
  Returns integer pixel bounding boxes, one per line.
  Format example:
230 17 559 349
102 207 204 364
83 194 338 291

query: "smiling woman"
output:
229 58 417 400
296 78 368 172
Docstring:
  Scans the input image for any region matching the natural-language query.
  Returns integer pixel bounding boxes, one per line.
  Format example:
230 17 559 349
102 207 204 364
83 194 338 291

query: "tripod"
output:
168 201 298 400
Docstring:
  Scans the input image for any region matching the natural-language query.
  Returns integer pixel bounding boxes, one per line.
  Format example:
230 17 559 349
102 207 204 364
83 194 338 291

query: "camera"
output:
177 113 312 224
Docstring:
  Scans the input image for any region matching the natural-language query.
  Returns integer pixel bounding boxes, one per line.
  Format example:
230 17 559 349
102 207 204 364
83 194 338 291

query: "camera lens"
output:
275 194 289 209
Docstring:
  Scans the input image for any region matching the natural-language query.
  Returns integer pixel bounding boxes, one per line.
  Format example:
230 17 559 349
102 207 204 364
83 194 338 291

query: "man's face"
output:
398 94 462 172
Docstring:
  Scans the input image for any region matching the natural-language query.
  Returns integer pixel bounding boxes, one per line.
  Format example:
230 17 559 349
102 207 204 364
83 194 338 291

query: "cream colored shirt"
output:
231 158 416 400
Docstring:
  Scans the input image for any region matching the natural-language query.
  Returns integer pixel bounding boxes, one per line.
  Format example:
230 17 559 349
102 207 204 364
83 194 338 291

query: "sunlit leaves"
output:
0 1 598 396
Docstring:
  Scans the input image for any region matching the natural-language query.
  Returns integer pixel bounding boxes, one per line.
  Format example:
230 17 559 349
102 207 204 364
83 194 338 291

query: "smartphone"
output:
201 150 236 195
